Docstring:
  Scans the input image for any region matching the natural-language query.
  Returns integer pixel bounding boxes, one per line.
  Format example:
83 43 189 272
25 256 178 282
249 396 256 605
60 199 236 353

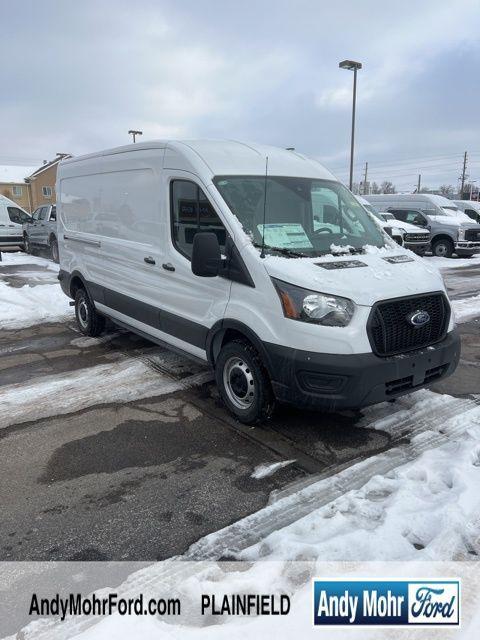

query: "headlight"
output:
458 228 466 240
272 278 355 327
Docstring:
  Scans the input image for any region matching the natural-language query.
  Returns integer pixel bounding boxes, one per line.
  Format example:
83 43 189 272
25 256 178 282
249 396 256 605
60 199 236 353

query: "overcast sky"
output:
1 0 480 190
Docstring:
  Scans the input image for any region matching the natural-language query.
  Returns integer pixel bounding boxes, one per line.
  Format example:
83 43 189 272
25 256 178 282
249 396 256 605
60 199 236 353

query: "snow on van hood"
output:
388 219 429 234
262 246 446 307
429 214 477 227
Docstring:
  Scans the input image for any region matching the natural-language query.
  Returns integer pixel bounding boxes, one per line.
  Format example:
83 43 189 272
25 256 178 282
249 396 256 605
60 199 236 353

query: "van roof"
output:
366 193 456 207
61 139 337 180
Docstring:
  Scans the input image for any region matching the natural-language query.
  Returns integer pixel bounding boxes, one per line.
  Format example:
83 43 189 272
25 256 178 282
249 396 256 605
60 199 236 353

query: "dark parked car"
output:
23 204 59 262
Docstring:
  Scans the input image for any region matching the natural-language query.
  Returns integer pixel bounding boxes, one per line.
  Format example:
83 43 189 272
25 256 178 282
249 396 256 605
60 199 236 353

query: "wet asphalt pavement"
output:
0 252 479 562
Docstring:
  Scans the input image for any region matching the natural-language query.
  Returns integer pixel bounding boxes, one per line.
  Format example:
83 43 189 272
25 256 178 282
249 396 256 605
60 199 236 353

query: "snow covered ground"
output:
12 390 480 640
426 254 480 269
0 252 73 328
452 294 480 323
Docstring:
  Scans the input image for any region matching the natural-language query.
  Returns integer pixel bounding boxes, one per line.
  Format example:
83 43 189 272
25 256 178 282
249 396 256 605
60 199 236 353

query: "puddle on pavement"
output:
0 264 58 287
267 406 391 463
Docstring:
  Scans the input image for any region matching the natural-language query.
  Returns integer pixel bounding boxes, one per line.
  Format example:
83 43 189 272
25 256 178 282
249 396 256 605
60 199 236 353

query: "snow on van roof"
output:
366 193 455 206
61 139 337 180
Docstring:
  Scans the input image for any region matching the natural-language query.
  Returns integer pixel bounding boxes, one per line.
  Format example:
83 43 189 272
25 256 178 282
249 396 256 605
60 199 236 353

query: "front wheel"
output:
74 288 105 337
215 339 275 424
50 237 59 263
432 238 454 258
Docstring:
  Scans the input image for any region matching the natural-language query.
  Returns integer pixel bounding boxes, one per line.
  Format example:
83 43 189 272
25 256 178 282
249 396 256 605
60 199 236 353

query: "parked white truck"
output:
357 195 430 254
56 140 460 423
366 193 480 258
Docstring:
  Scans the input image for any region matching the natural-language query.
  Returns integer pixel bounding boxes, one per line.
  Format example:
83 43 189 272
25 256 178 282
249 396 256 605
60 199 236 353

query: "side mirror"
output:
191 232 221 277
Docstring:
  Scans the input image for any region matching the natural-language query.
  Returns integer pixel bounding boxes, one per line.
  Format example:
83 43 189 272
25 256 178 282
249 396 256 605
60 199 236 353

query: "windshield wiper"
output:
253 243 309 258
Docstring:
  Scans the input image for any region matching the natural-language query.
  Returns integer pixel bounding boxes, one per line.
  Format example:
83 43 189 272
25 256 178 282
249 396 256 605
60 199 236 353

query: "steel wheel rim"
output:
52 242 58 261
435 243 447 257
223 356 255 410
78 300 89 328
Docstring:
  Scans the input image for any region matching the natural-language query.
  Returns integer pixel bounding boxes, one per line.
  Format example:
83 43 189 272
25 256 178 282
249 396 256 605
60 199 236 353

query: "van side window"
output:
7 207 30 224
171 180 226 259
389 209 426 226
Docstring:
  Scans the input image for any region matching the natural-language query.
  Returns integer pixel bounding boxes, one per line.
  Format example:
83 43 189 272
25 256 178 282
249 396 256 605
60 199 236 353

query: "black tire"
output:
432 238 454 258
50 236 59 263
74 288 105 337
23 234 31 254
215 339 275 424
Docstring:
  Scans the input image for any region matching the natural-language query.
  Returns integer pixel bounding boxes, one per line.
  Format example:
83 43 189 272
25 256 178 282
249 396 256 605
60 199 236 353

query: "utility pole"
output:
128 129 143 143
460 151 468 199
417 174 421 193
363 162 368 194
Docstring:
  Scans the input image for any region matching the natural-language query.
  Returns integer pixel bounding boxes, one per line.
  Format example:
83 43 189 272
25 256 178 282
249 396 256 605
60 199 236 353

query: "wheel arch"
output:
431 234 454 246
68 270 90 299
206 320 273 373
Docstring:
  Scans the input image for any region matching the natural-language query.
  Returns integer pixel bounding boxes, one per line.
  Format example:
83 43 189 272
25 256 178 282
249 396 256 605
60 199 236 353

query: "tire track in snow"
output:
0 358 213 431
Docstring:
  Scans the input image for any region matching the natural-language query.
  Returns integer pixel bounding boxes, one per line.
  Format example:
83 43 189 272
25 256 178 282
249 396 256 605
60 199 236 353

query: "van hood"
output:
429 214 477 227
388 219 429 234
262 247 446 307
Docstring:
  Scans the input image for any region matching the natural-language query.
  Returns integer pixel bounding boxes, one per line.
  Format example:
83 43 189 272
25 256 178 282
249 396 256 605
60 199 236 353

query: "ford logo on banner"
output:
407 310 430 327
313 580 460 626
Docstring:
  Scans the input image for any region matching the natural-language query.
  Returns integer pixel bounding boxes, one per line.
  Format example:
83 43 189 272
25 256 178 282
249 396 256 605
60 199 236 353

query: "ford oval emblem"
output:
407 310 430 327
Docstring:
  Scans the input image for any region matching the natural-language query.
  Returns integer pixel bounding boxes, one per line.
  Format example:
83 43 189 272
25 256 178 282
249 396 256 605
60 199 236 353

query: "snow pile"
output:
451 295 480 323
0 252 72 329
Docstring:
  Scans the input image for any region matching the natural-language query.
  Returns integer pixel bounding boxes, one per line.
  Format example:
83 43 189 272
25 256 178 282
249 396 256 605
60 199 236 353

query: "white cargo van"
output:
57 140 460 423
0 195 32 249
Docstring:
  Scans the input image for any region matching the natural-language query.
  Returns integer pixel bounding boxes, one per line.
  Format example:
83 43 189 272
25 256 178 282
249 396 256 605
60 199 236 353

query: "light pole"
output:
128 130 143 143
339 59 362 191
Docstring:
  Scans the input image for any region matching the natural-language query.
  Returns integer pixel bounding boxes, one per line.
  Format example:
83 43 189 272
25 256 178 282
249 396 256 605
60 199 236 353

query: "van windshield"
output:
213 176 386 256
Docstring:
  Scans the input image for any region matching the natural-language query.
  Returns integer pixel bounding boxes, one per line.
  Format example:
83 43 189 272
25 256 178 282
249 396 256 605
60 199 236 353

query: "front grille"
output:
465 228 480 241
368 293 450 356
404 232 430 243
385 364 448 395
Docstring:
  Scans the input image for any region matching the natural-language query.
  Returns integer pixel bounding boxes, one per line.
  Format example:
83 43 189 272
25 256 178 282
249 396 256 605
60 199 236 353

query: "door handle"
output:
162 262 175 272
144 256 156 265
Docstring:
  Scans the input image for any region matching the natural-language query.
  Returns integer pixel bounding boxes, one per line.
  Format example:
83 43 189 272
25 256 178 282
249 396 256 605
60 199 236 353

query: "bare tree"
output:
439 184 454 197
380 181 396 194
370 181 381 194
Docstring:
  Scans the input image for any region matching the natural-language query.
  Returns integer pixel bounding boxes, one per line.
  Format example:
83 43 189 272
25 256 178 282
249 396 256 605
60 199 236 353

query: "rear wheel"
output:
74 288 105 337
215 339 275 424
432 238 454 258
50 236 59 263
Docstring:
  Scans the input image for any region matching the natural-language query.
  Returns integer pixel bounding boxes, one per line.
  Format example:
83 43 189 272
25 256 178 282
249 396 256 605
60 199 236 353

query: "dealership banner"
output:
1 561 479 639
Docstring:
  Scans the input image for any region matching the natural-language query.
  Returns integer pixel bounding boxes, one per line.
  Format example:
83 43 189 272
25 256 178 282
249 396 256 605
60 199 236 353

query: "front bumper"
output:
264 329 460 411
404 241 429 254
455 241 480 254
